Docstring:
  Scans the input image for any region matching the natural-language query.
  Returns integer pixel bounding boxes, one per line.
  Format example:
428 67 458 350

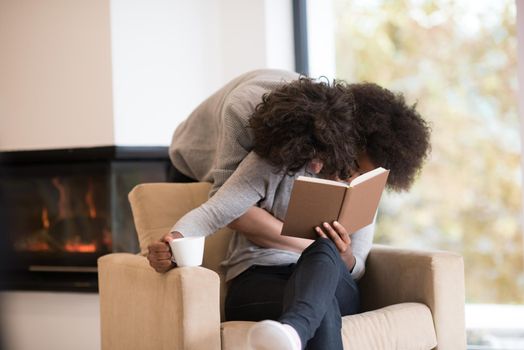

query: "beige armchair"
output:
98 182 466 350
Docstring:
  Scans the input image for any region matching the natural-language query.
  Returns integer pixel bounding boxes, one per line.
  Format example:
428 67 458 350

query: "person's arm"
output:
228 207 313 254
147 154 265 273
347 221 374 279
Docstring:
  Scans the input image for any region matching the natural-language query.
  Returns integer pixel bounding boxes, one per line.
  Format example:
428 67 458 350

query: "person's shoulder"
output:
236 152 282 178
216 152 282 196
237 68 299 79
223 70 300 116
240 151 274 169
231 69 299 94
242 69 300 86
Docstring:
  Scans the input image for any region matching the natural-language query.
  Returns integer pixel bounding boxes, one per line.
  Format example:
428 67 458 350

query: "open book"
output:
281 167 390 239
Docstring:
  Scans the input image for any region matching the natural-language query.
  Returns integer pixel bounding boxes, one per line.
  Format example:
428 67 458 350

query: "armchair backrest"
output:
128 183 233 318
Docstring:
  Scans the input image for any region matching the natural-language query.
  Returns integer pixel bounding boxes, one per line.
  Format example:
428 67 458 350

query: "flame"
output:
42 177 102 253
41 207 50 230
85 179 97 219
64 239 97 253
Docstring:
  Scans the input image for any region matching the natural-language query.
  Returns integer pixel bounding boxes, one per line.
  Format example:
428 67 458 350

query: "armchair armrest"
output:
359 244 466 350
98 253 221 350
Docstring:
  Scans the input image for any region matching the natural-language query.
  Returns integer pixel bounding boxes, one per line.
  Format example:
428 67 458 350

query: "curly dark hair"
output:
249 77 431 191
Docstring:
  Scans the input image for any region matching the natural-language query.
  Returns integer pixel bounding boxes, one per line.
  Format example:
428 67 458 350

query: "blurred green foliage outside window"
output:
332 0 522 303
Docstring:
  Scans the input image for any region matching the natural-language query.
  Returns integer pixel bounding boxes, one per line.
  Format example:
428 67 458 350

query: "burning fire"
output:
85 179 97 219
64 239 97 253
28 177 108 253
41 206 50 230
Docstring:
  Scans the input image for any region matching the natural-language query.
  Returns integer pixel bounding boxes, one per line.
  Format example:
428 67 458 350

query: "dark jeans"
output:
225 238 360 350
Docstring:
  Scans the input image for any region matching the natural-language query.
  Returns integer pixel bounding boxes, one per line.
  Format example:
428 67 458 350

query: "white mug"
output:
168 236 205 267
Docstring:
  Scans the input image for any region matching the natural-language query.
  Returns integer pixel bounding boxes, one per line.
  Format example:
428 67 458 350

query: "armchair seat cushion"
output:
341 303 437 349
220 303 437 350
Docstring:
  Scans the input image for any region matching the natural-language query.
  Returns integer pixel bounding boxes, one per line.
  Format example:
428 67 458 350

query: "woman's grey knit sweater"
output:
171 152 374 282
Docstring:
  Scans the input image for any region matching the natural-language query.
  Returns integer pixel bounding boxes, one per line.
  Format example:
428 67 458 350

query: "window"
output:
302 0 523 348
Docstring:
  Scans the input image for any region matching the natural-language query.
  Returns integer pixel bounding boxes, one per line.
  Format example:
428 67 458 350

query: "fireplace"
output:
0 146 171 292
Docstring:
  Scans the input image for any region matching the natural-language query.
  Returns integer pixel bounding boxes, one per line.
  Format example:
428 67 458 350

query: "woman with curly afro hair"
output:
250 76 430 192
149 69 431 350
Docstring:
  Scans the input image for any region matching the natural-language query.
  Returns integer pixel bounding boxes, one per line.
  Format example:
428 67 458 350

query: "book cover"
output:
281 167 389 239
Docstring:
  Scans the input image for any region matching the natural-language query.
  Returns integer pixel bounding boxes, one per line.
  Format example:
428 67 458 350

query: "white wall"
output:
306 0 336 80
111 0 294 146
110 0 223 146
0 1 295 349
218 0 294 81
0 0 114 151
264 0 295 71
0 0 295 150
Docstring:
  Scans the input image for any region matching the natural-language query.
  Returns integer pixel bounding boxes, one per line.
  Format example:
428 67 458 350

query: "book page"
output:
349 167 388 187
295 175 348 187
338 169 389 233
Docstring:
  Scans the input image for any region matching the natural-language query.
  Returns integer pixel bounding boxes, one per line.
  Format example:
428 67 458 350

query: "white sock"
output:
282 323 301 349
248 320 301 350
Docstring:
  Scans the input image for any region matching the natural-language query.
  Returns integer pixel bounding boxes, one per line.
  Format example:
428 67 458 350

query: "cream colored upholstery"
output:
98 182 467 350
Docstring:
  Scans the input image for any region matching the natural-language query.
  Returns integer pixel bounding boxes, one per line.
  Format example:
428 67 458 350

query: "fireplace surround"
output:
0 146 170 292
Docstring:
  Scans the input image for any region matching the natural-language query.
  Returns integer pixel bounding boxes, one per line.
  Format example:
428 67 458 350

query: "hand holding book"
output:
281 167 389 239
315 220 356 270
